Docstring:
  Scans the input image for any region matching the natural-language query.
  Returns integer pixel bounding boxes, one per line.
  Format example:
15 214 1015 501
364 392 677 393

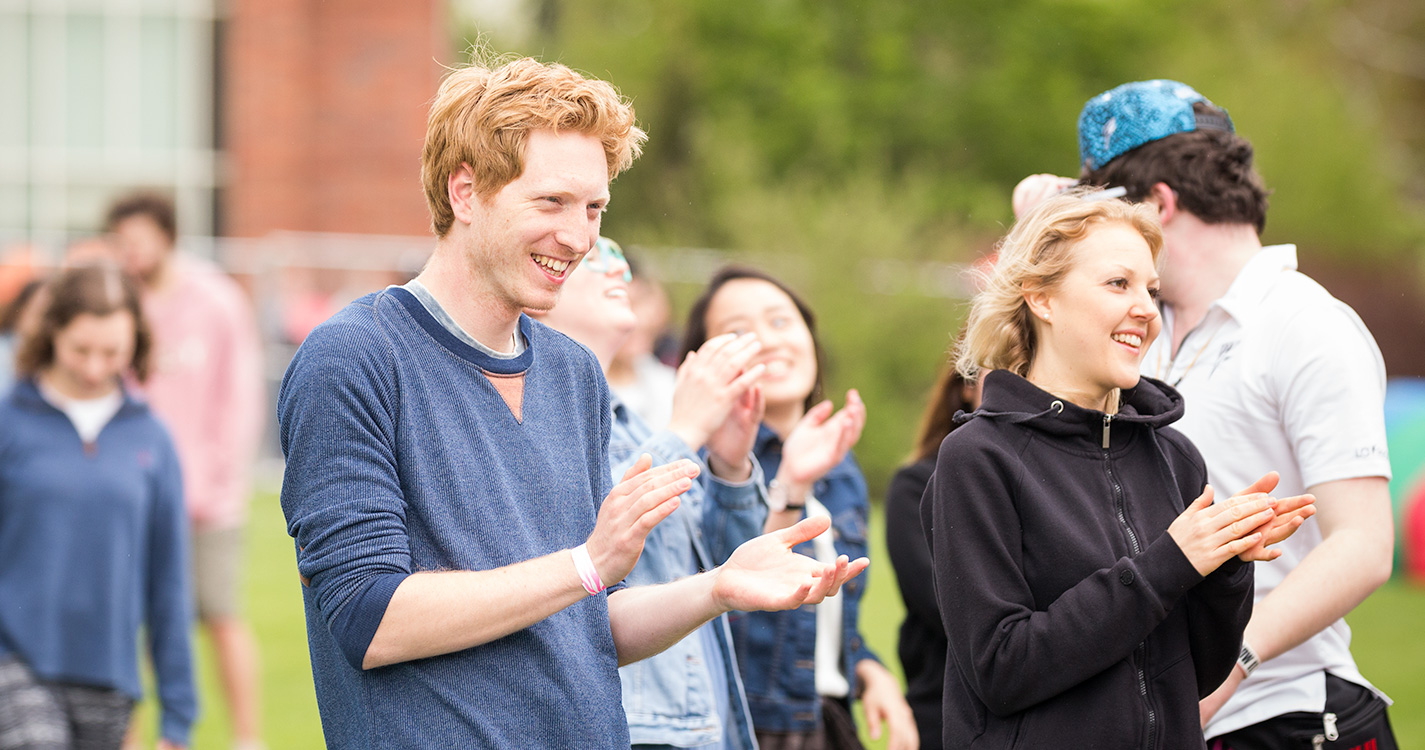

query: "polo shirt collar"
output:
1212 244 1297 324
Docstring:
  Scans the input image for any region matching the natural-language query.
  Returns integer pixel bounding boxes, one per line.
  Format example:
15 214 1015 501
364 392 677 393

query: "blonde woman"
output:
922 192 1314 749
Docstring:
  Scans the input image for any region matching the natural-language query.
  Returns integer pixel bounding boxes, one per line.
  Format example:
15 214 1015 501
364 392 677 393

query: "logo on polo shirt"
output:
1208 342 1239 378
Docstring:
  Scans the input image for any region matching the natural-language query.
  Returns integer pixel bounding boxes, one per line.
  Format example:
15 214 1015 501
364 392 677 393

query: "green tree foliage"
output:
460 0 1425 495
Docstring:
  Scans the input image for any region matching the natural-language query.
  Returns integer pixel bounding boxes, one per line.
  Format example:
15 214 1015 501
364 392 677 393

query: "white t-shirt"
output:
610 354 678 431
806 495 850 699
398 280 527 358
39 381 124 445
1142 245 1393 738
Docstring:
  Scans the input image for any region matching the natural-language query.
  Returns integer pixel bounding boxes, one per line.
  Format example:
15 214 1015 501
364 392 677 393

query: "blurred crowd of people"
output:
1 195 264 749
0 57 1399 750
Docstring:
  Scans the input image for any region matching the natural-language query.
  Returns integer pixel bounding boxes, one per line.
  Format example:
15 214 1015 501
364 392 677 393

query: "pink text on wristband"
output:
571 544 606 596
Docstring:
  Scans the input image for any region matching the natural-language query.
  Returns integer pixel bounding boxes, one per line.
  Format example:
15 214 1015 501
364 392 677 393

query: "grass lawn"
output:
136 487 1423 748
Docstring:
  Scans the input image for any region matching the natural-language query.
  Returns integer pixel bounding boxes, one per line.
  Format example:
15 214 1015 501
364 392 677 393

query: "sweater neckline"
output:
11 378 146 421
387 286 534 375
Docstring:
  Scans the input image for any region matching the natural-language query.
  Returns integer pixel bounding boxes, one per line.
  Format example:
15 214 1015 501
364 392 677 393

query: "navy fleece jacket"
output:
922 371 1252 750
0 381 196 745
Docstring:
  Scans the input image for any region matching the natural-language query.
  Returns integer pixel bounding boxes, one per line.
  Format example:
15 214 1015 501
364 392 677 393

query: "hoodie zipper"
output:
1135 646 1155 750
1104 413 1155 750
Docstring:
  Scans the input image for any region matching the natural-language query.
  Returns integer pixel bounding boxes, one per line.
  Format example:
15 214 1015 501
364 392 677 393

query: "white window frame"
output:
0 0 220 261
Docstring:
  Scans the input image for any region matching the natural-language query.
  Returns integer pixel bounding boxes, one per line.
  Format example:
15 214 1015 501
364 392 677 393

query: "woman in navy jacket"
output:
684 267 917 750
925 193 1316 749
0 265 195 748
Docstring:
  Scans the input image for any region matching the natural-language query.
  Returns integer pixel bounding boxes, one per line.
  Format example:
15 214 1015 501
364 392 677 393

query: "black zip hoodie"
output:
921 370 1252 749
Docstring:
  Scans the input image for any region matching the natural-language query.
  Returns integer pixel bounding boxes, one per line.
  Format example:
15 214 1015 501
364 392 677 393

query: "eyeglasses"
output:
582 237 632 282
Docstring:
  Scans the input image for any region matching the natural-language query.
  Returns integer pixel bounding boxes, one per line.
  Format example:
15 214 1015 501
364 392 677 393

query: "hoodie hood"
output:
957 369 1185 444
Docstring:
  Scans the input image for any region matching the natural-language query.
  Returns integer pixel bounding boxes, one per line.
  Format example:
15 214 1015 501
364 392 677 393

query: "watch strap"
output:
767 479 807 512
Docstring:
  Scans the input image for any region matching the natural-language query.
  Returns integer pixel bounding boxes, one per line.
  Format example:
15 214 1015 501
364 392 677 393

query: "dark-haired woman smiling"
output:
684 267 917 750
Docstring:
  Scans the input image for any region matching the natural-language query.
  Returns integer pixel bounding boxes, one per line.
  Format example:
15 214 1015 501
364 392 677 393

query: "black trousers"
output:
754 697 866 750
1209 674 1397 750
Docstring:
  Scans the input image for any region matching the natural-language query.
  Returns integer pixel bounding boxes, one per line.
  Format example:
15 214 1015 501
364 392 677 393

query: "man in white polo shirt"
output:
1069 80 1397 749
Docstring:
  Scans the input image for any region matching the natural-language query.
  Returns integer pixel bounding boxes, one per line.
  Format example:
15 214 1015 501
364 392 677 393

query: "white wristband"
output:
570 544 606 596
1237 641 1261 678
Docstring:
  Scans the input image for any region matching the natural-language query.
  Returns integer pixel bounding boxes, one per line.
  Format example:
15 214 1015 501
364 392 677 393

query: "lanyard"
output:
1155 311 1227 388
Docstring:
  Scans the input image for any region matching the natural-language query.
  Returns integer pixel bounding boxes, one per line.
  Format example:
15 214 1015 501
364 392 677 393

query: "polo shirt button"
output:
1119 569 1135 586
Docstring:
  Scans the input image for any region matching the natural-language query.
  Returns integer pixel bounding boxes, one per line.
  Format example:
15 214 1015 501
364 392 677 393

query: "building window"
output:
0 0 219 254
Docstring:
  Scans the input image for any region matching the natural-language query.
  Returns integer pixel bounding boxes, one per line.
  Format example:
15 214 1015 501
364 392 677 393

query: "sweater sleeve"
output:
278 317 412 670
924 432 1203 716
1158 428 1255 697
1187 556 1254 696
884 460 940 638
146 432 198 746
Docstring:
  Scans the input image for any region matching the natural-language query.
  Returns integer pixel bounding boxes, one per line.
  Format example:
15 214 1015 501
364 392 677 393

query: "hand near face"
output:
778 389 867 489
666 333 766 466
1012 173 1078 219
711 516 869 613
705 384 765 482
586 454 701 586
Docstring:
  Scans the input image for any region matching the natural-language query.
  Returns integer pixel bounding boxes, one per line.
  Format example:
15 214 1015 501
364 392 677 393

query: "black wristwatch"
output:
767 479 807 512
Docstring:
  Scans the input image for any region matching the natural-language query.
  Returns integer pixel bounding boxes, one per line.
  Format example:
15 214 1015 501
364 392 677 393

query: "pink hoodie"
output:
140 255 265 529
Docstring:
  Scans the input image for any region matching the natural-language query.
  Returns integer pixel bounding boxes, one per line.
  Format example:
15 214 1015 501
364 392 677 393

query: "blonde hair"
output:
421 55 648 237
956 191 1163 381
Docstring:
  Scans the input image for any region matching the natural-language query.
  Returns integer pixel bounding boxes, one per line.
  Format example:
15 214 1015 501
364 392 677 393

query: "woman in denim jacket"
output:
684 267 918 750
536 241 877 750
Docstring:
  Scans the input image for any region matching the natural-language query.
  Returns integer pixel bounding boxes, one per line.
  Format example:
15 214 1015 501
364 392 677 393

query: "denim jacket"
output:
609 398 766 749
731 425 880 733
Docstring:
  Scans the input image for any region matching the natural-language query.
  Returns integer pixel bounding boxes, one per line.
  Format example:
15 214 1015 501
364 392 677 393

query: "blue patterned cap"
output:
1078 80 1234 171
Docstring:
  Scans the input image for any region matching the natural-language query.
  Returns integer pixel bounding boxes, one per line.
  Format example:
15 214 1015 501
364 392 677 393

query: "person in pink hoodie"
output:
105 193 266 750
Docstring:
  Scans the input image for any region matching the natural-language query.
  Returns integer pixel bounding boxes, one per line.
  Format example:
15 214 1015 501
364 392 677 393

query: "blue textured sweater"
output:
0 381 196 745
278 287 628 749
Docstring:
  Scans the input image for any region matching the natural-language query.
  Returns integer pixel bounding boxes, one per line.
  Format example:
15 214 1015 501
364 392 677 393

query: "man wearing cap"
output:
1017 79 1396 748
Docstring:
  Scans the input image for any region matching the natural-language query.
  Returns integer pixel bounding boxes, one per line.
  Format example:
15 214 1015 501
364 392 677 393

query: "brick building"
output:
0 0 446 247
224 0 445 238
